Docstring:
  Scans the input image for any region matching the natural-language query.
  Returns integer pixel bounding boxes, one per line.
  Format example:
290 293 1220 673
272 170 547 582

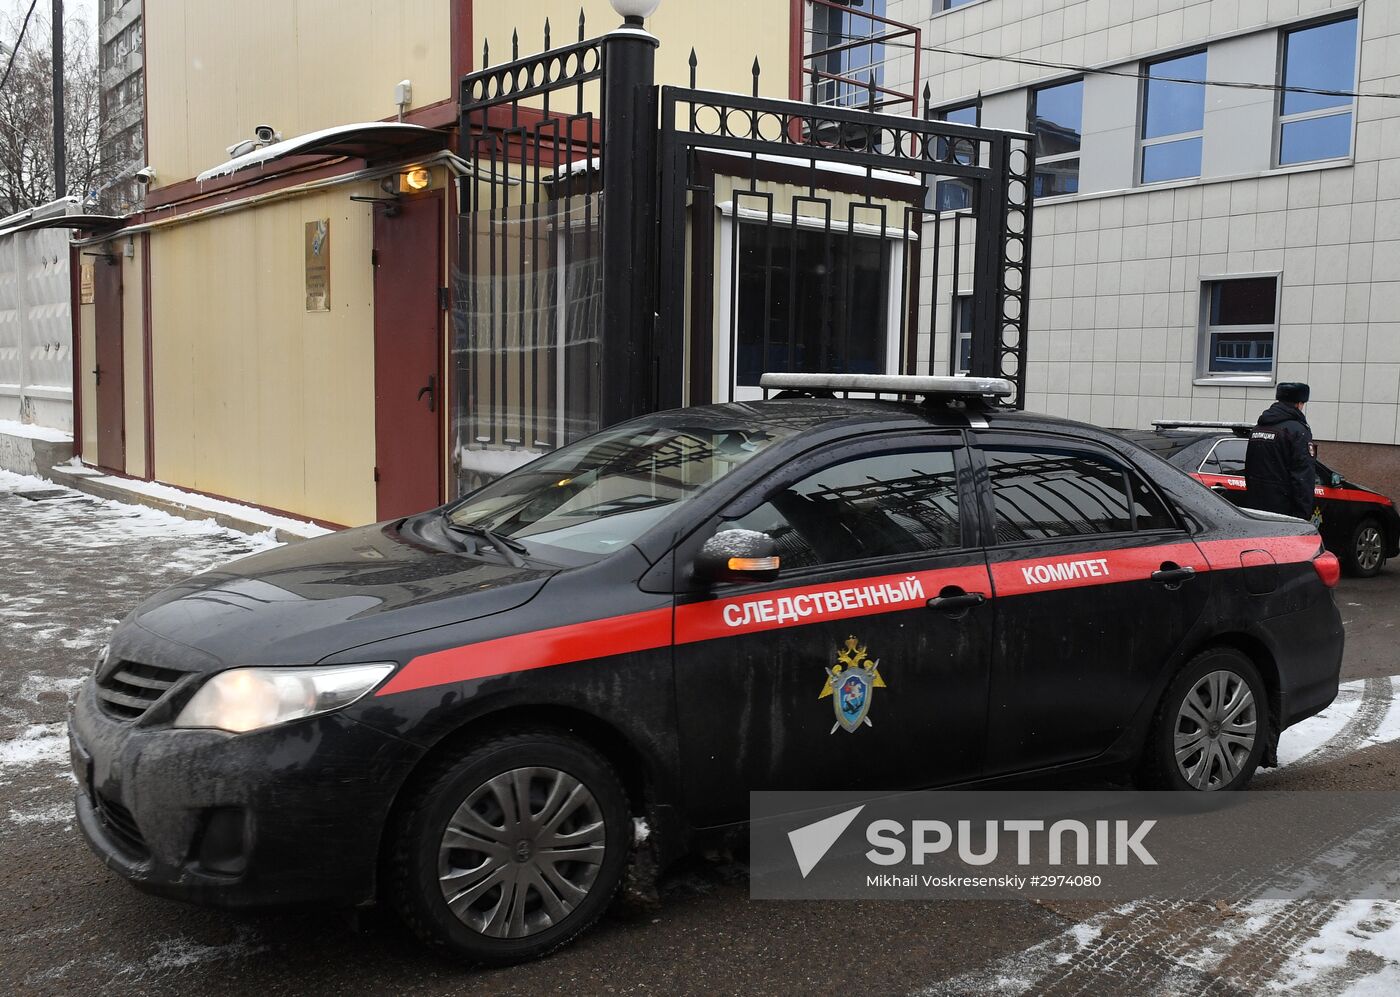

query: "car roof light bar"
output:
759 373 1016 400
1151 420 1254 436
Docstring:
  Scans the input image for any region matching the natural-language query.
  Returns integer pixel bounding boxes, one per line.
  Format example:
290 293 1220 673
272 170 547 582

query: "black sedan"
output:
1122 421 1400 577
71 375 1344 966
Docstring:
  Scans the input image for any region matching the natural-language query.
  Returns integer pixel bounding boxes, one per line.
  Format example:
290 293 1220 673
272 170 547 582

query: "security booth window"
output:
1030 78 1083 197
1278 15 1359 166
735 221 890 389
1140 51 1207 184
934 102 979 212
728 449 961 570
1198 276 1279 377
984 448 1174 542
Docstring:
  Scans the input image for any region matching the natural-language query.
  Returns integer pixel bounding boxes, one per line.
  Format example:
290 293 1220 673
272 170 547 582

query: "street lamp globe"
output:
609 0 661 25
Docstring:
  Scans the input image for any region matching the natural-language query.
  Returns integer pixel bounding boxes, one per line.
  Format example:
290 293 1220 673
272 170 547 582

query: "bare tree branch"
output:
0 10 121 216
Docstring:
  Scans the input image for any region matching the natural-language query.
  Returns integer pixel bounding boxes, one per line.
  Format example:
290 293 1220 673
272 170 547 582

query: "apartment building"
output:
892 0 1399 484
97 0 144 211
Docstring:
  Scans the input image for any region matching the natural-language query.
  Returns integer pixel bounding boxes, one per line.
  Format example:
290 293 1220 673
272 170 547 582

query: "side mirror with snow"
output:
694 529 780 585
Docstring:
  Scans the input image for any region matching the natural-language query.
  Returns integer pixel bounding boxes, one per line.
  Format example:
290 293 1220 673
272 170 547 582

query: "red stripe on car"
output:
374 533 1323 695
1193 472 1392 507
988 542 1206 597
374 606 673 697
672 565 990 644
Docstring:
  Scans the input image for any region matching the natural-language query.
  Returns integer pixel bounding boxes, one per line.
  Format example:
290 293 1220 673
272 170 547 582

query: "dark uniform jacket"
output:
1244 401 1316 519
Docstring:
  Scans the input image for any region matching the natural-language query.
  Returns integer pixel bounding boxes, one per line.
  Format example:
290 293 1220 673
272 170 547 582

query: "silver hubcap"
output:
1357 526 1384 572
1174 670 1257 790
437 767 606 939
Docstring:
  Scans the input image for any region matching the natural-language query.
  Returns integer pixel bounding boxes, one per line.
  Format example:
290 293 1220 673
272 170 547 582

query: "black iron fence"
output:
452 11 1033 496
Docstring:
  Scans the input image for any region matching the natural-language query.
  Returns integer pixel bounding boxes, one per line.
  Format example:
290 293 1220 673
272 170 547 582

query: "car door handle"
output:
417 374 436 412
927 588 987 613
1151 564 1196 586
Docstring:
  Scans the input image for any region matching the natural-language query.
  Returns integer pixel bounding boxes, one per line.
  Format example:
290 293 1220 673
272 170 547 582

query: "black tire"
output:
387 729 630 966
1342 517 1387 578
1139 648 1268 792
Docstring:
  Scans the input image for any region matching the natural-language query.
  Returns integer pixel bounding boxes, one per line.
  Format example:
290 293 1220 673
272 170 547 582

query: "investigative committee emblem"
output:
819 636 887 734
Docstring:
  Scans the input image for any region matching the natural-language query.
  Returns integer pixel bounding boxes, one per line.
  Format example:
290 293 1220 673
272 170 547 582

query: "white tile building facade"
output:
888 0 1400 475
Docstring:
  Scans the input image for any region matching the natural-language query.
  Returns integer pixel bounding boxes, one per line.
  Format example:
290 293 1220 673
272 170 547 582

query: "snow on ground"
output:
922 676 1400 996
0 471 279 822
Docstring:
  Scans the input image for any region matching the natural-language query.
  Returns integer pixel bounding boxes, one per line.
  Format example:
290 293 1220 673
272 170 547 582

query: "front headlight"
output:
173 663 395 733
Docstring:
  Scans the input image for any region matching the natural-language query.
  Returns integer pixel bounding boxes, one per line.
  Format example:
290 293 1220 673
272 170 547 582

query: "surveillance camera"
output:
133 166 156 185
253 125 281 144
226 138 258 158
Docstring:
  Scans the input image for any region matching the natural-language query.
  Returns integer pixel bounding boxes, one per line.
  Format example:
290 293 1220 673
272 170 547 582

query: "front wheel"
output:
1343 518 1387 577
1140 648 1268 792
387 729 630 966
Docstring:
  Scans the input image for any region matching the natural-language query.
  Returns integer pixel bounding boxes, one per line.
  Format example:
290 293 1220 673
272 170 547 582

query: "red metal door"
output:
92 258 125 473
373 194 444 520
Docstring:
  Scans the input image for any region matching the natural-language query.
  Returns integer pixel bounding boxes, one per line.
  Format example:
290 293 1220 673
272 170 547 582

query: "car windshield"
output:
446 421 792 560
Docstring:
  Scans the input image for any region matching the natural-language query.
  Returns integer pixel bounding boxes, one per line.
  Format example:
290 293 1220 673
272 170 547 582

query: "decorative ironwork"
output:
658 55 1034 408
453 13 1034 495
454 13 607 494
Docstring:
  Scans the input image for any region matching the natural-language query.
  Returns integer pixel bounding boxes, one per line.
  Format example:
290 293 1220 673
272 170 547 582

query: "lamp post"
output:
599 0 661 425
52 0 65 199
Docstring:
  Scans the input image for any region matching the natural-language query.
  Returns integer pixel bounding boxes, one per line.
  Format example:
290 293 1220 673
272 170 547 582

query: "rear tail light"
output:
1313 550 1341 588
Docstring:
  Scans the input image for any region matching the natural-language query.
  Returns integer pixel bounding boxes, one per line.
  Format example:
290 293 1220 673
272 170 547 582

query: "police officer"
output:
1244 382 1315 519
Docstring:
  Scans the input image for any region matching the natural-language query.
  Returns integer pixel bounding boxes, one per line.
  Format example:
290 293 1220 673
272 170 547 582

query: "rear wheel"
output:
1140 648 1267 792
388 729 629 965
1343 517 1387 577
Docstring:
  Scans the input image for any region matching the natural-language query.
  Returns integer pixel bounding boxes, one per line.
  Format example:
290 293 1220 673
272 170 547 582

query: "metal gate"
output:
658 63 1033 409
453 15 1033 495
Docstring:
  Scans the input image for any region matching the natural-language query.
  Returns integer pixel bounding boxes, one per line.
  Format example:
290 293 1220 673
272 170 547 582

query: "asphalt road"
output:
4 473 1400 996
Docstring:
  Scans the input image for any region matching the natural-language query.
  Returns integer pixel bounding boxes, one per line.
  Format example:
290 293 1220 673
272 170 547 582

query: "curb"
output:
46 464 324 545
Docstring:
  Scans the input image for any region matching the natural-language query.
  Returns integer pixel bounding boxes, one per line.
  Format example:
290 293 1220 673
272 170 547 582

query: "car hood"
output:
109 521 555 672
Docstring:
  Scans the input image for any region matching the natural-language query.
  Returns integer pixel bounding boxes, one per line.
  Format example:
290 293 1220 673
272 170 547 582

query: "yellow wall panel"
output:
147 186 378 525
145 0 451 185
471 1 791 99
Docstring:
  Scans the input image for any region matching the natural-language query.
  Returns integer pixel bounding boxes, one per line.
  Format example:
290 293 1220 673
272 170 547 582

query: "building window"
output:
808 0 887 108
1140 51 1207 184
1030 78 1083 197
1198 276 1280 378
934 102 978 212
952 293 973 374
937 0 982 9
1278 15 1358 166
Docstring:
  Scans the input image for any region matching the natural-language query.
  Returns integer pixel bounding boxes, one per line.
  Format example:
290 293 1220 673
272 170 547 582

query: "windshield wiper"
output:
442 517 529 567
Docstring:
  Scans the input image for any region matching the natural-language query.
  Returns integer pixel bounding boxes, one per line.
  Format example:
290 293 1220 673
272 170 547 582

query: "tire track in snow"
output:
1289 676 1394 770
918 676 1400 996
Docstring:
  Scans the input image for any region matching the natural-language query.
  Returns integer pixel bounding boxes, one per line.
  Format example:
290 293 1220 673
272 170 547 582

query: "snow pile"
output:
0 418 72 443
0 723 68 769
